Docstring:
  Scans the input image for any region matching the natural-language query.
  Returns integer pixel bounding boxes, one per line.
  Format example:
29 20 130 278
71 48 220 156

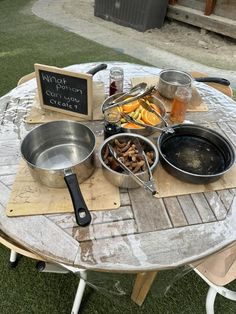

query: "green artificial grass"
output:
1 244 236 314
0 0 146 97
0 1 236 313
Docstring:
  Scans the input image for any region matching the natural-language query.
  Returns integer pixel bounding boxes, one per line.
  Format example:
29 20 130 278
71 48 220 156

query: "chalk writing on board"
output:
39 70 89 115
35 64 93 119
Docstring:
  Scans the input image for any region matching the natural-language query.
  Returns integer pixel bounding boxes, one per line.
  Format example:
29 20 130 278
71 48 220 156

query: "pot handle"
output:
86 63 107 75
64 173 92 226
194 77 230 86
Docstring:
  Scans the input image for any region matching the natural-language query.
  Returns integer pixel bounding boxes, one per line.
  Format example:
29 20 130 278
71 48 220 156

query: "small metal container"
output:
158 69 192 99
98 133 159 189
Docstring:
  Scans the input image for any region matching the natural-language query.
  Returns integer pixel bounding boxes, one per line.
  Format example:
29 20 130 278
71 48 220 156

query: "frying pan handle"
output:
86 63 107 75
194 77 230 86
64 173 92 227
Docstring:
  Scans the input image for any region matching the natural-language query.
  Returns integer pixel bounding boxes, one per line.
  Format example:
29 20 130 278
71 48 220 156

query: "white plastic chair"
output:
17 72 35 85
0 230 87 313
192 243 236 314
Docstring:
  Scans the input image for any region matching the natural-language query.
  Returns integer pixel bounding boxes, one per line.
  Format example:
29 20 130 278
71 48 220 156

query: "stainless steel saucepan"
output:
158 69 230 99
21 120 96 226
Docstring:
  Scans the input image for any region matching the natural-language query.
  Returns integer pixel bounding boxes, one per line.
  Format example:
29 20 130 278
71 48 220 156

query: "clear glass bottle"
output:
109 67 124 96
170 86 192 124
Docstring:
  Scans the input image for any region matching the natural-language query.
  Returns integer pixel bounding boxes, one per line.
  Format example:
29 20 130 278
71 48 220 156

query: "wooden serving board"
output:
6 160 120 217
154 164 236 198
131 76 208 112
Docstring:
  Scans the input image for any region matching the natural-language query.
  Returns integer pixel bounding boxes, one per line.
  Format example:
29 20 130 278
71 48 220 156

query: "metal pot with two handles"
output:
21 120 96 226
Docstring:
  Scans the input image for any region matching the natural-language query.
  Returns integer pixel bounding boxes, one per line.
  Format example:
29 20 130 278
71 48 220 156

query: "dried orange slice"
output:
141 109 161 126
122 99 140 113
122 122 144 129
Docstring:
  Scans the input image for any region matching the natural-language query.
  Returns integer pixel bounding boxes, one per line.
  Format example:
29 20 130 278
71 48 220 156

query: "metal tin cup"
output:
109 67 124 96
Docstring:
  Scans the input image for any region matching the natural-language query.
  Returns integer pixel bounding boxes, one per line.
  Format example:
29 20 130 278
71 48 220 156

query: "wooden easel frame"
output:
34 63 93 120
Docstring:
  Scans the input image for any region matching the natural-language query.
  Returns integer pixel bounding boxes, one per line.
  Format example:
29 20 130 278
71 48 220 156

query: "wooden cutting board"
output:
131 76 208 112
154 164 236 198
6 160 120 217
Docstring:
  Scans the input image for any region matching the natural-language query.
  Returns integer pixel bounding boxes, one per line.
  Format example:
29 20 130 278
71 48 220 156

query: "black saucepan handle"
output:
194 77 230 86
86 63 107 75
64 173 92 226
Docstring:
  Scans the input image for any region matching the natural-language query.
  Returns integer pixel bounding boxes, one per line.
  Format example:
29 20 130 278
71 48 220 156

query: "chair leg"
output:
71 270 87 314
36 261 69 273
206 286 217 314
194 268 236 313
9 250 18 267
216 286 236 301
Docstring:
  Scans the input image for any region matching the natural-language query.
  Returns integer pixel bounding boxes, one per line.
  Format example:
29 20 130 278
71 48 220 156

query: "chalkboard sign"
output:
34 63 93 119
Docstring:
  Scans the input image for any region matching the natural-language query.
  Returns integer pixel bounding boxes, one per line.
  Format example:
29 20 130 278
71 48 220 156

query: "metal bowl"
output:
158 69 192 99
101 93 167 136
98 133 159 189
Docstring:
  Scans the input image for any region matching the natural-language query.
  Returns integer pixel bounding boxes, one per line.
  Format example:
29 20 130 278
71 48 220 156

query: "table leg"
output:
131 271 158 306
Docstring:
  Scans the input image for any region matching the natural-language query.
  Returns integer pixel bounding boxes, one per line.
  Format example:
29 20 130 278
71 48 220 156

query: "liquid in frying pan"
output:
33 143 91 170
162 135 226 175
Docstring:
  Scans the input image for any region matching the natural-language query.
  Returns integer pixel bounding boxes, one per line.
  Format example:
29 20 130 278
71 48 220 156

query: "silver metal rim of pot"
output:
21 121 96 171
158 69 192 87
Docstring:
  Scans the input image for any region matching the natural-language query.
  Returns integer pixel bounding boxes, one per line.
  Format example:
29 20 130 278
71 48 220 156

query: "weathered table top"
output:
1 62 236 273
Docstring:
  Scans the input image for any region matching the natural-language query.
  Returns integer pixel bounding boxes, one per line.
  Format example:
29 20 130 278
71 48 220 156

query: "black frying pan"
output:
157 124 235 184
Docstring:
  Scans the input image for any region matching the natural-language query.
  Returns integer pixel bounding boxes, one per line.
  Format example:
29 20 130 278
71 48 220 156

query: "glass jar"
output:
93 81 105 107
109 67 124 96
170 86 192 124
103 108 122 139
